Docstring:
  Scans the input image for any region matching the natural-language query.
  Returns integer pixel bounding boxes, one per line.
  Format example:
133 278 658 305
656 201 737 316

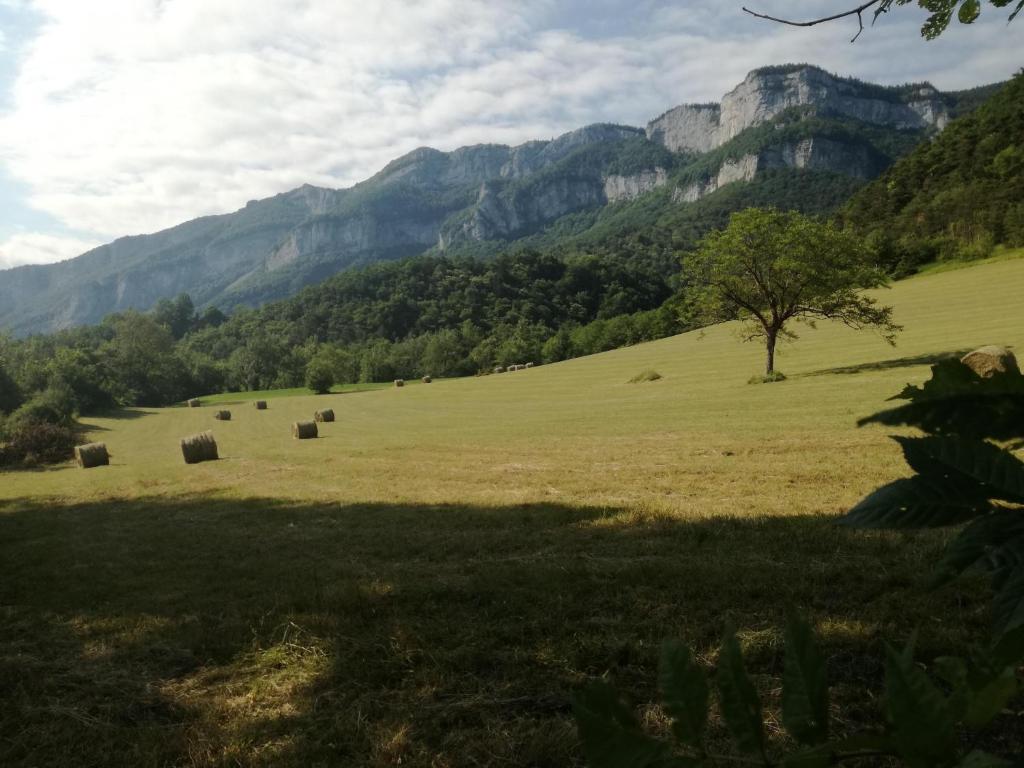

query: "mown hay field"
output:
2 255 1023 766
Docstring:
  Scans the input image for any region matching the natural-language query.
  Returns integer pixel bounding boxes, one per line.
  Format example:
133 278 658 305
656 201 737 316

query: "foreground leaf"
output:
992 563 1024 635
659 641 708 748
884 640 958 765
991 623 1024 668
958 0 981 24
843 476 991 529
859 360 1024 440
895 435 1024 504
573 681 677 768
957 750 1011 768
933 512 1024 586
964 667 1018 729
716 629 765 758
781 611 828 745
781 745 831 768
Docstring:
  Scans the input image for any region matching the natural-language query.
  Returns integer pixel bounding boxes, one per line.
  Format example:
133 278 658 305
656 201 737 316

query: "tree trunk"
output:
765 331 777 375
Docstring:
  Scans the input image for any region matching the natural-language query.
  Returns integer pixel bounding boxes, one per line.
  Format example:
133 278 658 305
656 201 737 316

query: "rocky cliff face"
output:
673 137 884 203
646 104 721 154
603 168 669 203
648 65 949 154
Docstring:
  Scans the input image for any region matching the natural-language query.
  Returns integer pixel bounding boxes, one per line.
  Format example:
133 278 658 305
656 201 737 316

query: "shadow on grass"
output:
0 495 1006 766
77 410 160 434
801 349 971 378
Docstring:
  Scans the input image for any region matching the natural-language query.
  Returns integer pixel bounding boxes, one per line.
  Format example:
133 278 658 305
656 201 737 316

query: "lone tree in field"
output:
684 208 900 377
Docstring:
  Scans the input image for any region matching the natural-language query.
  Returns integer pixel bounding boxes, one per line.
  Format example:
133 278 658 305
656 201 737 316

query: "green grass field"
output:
3 256 1024 766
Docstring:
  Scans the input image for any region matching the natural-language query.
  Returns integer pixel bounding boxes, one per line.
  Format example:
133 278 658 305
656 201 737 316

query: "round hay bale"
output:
181 431 219 464
214 410 231 421
960 345 1019 378
187 398 201 408
422 375 432 384
314 409 335 423
74 442 109 469
254 400 268 410
493 366 505 374
394 379 405 388
293 421 318 439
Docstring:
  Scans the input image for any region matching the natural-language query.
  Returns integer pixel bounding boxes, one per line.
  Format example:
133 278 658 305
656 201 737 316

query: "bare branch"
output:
742 1 886 42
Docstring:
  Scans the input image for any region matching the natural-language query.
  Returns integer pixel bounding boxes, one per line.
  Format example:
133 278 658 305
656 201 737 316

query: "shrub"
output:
957 230 997 261
305 355 335 394
0 420 76 467
6 383 77 430
628 369 663 383
748 371 787 384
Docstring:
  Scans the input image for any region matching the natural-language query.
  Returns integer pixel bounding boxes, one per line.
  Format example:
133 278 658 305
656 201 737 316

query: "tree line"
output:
0 242 689 428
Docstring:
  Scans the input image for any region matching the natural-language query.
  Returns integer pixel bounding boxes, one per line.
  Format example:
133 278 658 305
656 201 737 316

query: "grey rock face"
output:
443 175 608 245
673 137 881 203
649 65 949 155
718 67 948 141
646 104 721 154
603 168 669 203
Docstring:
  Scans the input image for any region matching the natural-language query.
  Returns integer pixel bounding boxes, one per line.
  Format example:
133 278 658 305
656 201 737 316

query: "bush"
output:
6 383 77 430
305 355 335 394
628 369 662 383
957 230 997 261
748 371 787 384
0 420 76 467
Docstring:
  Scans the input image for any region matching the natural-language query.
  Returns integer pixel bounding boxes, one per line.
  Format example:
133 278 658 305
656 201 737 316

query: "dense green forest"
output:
841 71 1024 274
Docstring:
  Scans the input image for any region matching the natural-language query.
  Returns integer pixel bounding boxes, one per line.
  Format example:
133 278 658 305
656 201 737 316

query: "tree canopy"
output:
685 208 900 376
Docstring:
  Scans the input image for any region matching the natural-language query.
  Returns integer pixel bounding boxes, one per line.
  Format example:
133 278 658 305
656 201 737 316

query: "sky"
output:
0 0 1019 270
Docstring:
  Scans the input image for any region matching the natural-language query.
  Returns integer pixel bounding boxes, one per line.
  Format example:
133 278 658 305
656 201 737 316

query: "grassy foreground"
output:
3 257 1024 765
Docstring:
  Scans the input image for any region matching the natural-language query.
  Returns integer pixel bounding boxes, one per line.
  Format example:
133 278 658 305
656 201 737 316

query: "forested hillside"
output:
842 72 1024 273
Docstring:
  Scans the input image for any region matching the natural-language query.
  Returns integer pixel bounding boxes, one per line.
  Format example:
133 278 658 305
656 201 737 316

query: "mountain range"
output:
0 64 1000 337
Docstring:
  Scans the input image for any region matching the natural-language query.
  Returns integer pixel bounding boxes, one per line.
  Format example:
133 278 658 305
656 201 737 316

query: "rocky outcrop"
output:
718 67 948 141
649 65 949 155
673 137 882 203
646 104 720 154
442 176 608 246
603 168 669 202
378 124 644 188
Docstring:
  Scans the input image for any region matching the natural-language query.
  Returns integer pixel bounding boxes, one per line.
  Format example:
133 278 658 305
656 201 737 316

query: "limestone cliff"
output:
648 64 949 154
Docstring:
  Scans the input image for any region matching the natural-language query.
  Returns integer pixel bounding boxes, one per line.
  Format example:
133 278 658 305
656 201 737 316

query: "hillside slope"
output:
0 65 999 336
5 253 1022 502
842 73 1024 272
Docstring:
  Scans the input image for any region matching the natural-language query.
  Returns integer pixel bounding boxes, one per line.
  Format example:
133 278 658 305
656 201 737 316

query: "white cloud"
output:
0 0 1019 267
0 231 100 268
